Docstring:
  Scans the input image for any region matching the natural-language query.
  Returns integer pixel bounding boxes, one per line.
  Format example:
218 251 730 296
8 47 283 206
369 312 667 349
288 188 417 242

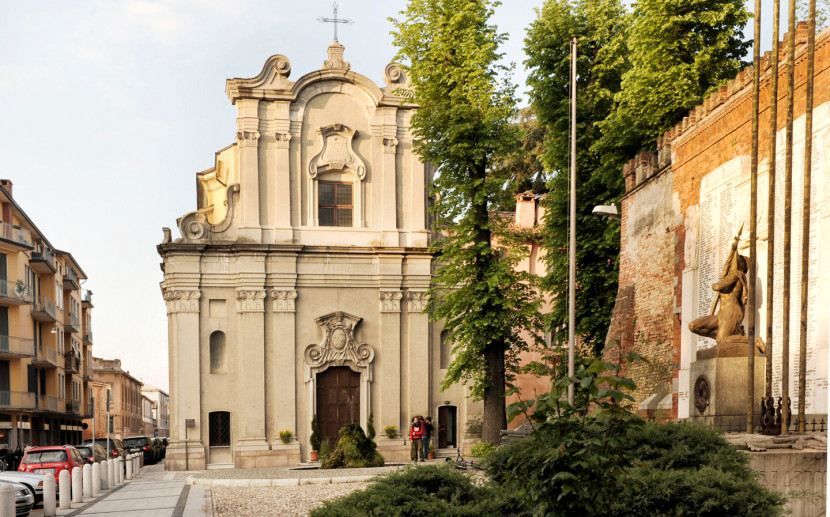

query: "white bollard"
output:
115 457 122 484
135 454 140 475
59 469 71 510
126 454 133 480
71 466 83 503
43 474 56 516
82 463 93 498
106 458 114 488
100 460 108 490
119 456 125 483
0 483 14 517
92 462 101 496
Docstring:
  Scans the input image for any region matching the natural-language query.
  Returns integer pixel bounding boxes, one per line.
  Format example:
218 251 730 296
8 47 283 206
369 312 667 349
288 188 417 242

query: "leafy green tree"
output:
524 0 631 354
491 106 548 211
391 0 543 444
599 0 750 152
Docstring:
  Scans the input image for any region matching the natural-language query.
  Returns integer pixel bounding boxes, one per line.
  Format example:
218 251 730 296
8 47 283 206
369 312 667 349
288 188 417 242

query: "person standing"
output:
409 416 424 462
421 416 434 460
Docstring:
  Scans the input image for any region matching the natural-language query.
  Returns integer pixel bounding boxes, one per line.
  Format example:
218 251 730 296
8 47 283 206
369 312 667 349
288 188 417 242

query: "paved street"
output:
29 461 212 517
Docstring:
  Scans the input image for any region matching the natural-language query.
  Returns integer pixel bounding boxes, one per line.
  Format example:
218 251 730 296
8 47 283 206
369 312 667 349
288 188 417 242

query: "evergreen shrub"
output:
320 423 384 469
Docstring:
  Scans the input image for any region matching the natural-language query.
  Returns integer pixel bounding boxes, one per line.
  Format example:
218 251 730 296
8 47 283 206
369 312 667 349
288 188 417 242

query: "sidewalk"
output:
34 462 213 517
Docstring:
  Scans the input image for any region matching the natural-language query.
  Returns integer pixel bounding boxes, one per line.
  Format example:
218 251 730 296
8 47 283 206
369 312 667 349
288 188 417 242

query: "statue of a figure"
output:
689 230 748 344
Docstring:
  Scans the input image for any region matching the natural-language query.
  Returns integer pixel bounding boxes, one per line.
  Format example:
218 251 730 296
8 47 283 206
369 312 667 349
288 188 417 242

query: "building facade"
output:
0 180 94 447
141 395 156 437
158 42 482 470
86 357 143 439
141 384 169 438
607 23 829 423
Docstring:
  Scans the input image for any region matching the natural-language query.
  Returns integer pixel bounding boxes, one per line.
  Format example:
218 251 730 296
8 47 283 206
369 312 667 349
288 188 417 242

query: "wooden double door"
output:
316 367 361 446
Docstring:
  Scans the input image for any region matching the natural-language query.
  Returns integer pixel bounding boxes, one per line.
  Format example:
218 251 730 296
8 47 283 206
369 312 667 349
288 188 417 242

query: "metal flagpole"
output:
781 0 797 436
798 0 817 434
747 0 761 434
568 36 577 405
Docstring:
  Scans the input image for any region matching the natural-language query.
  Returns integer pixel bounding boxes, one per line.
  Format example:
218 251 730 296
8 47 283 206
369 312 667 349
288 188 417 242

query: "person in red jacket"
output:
409 415 425 462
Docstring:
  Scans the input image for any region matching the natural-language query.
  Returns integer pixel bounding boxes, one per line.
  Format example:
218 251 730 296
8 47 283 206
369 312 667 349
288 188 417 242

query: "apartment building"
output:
86 357 143 439
0 180 94 447
141 394 156 437
141 384 169 438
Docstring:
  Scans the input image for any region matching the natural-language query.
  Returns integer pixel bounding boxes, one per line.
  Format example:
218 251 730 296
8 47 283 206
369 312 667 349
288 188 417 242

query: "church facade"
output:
157 43 482 469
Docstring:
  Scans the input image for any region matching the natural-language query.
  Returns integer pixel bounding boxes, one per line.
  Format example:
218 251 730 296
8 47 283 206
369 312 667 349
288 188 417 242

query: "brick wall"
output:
608 23 830 419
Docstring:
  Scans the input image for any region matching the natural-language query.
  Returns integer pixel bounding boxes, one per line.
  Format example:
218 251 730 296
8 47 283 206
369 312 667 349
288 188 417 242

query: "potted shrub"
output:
279 429 293 444
428 443 436 459
383 425 397 439
309 414 321 461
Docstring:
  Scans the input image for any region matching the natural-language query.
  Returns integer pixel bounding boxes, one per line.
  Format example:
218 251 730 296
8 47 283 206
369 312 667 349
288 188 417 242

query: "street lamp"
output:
591 204 619 221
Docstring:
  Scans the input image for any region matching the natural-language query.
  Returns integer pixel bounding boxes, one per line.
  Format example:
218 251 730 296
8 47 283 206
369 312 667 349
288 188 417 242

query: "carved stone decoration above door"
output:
304 311 374 369
307 124 366 180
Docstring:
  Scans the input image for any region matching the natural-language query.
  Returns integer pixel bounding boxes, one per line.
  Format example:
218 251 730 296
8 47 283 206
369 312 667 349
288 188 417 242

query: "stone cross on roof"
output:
318 2 353 42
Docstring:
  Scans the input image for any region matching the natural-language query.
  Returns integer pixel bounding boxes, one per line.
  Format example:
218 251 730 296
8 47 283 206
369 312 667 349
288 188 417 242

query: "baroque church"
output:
157 42 481 469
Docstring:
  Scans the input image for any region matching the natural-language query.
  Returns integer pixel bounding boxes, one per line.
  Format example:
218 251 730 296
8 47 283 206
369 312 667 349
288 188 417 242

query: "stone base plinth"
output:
687 351 765 429
165 440 206 471
375 437 409 462
235 443 301 469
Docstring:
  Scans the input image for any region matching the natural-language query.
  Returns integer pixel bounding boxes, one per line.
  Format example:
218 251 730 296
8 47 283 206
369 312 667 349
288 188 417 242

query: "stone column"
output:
234 288 269 466
407 291 429 417
274 101 293 243
236 98 262 242
270 289 297 447
379 290 402 430
381 134 399 247
163 288 204 470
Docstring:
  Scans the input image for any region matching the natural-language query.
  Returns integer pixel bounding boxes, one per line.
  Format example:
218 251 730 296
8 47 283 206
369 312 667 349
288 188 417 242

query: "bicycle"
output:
445 449 483 471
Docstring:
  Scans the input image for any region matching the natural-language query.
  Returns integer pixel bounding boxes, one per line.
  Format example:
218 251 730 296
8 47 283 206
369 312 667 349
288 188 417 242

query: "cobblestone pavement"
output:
212 483 369 517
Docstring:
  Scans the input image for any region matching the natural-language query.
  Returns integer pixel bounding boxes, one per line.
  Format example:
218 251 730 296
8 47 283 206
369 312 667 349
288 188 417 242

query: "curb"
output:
186 474 374 487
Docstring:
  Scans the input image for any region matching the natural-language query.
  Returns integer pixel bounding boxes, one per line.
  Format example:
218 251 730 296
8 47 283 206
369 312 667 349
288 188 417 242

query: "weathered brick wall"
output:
608 23 830 418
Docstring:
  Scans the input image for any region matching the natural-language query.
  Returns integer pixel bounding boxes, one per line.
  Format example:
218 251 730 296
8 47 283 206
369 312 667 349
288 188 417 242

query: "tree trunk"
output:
482 339 507 445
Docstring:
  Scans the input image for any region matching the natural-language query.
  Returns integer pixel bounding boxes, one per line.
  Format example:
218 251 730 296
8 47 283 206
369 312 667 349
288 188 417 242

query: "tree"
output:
524 0 631 354
491 106 548 211
391 0 543 444
600 0 750 152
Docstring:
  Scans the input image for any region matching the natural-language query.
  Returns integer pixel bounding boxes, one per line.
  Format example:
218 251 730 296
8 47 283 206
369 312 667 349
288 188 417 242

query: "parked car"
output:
0 480 35 516
0 471 45 505
17 446 85 484
122 436 158 464
83 438 125 460
74 443 107 465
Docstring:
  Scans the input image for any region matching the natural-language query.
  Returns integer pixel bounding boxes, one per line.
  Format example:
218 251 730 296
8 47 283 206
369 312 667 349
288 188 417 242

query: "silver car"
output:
0 480 35 516
0 472 45 505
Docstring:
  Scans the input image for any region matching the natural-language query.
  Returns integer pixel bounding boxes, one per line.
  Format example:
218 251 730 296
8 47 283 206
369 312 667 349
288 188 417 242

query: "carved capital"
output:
382 137 398 154
236 130 260 148
271 289 297 312
235 289 266 313
163 289 201 314
274 132 292 149
407 291 427 313
378 291 403 313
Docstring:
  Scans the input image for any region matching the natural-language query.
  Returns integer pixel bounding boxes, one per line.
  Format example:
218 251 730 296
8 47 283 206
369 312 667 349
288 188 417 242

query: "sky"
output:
0 0 789 392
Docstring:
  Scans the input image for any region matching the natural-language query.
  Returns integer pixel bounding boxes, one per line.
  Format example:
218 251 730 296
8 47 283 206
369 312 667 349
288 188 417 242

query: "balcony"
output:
30 248 57 274
31 295 57 322
31 346 60 368
63 267 79 290
64 354 80 374
79 402 92 419
0 279 33 306
65 311 80 333
82 366 93 381
66 400 80 414
37 394 58 412
82 290 93 308
0 335 34 359
0 222 33 251
0 391 36 410
83 330 92 345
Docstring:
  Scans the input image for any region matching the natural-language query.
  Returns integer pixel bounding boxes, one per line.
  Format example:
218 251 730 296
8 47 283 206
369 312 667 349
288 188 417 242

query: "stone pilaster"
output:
163 288 205 470
270 289 297 448
407 290 429 417
377 290 402 431
234 288 269 459
236 97 262 241
273 100 293 242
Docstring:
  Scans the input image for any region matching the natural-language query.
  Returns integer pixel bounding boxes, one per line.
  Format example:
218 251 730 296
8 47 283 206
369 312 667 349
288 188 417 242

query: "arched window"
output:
208 411 230 447
209 331 226 374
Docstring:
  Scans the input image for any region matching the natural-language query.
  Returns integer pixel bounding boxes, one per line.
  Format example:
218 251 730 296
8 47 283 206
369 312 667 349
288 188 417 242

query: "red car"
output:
18 446 85 483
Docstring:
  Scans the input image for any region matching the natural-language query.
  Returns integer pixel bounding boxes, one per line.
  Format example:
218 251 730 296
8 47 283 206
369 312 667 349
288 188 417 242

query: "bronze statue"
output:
689 228 748 344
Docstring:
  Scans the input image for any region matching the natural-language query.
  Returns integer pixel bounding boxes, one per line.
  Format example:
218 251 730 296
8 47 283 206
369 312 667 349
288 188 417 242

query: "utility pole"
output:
747 0 761 434
568 36 577 405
